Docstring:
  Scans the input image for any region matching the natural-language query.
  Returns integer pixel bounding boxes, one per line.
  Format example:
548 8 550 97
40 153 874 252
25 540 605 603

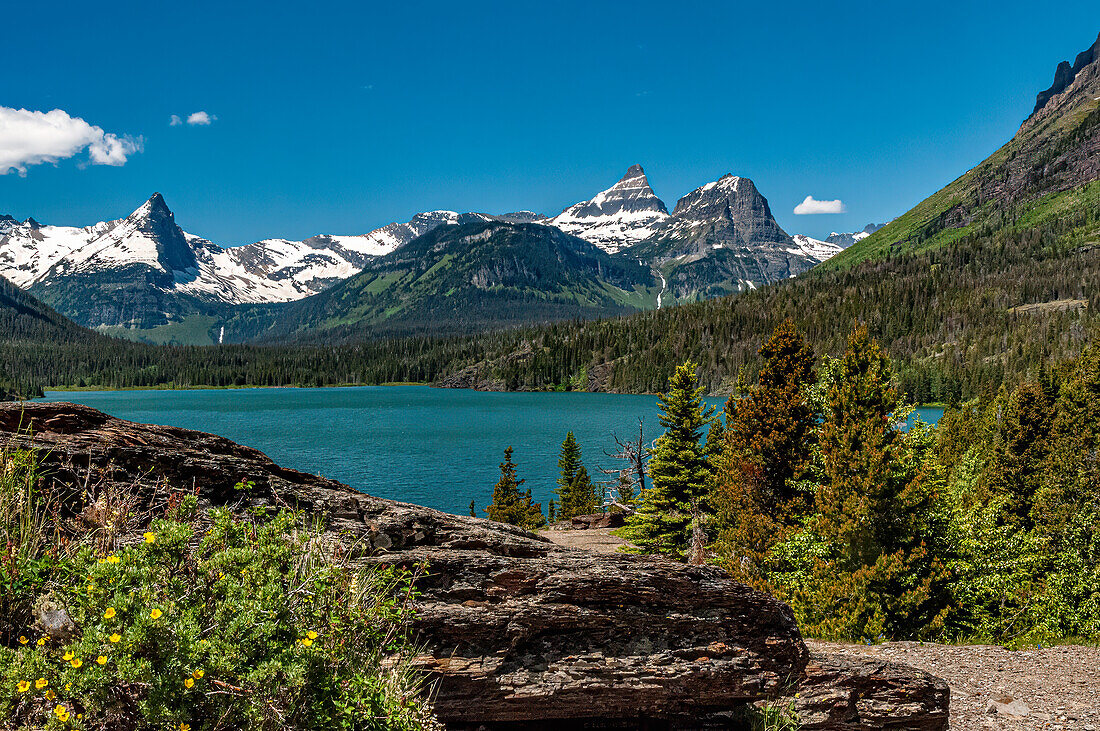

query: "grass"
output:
98 315 220 346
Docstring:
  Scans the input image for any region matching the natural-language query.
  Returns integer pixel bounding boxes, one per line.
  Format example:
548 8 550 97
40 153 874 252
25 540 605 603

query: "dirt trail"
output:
810 640 1100 731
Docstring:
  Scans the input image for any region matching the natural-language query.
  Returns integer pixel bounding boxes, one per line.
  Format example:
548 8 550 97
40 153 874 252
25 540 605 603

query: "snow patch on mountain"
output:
789 234 843 262
550 164 669 253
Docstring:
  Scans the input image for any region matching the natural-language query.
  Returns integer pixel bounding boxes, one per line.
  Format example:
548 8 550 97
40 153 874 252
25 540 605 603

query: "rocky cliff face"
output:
1032 31 1100 115
625 175 818 299
0 401 950 730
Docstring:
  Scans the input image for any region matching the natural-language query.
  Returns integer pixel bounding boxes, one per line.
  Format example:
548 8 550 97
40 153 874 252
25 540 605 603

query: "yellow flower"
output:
96 656 108 665
192 669 204 679
36 638 46 646
306 630 318 640
184 677 195 689
109 633 121 643
62 651 74 661
87 584 94 592
18 635 28 644
70 658 82 668
107 555 120 564
16 680 30 693
299 638 313 647
45 689 56 700
103 607 117 619
181 724 191 731
144 532 156 543
150 608 163 619
35 678 48 689
53 704 66 717
58 710 70 723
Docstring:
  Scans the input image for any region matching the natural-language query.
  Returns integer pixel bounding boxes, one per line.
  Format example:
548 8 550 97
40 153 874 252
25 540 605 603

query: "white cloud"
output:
793 195 847 215
169 114 183 126
0 106 142 176
186 111 215 126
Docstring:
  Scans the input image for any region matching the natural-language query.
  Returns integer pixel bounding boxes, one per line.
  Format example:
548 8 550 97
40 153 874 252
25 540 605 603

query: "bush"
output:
0 457 438 731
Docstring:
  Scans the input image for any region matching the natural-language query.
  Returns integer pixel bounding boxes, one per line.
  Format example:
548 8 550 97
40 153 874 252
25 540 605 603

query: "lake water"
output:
40 387 942 516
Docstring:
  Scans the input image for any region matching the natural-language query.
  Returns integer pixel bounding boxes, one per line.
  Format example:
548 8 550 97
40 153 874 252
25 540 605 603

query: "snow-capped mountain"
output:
789 234 843 262
0 198 507 308
824 223 885 249
621 174 823 299
550 165 670 253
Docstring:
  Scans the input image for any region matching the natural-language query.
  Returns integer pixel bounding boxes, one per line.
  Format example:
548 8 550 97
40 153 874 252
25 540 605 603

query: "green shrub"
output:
0 462 438 731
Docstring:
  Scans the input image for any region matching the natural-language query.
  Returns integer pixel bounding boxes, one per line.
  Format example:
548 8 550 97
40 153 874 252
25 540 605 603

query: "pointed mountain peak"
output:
1032 30 1100 115
550 165 669 252
108 193 196 273
134 192 173 220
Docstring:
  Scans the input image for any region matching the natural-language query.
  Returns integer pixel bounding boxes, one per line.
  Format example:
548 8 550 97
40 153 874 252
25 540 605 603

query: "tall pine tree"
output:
712 320 818 584
485 446 546 530
623 361 714 560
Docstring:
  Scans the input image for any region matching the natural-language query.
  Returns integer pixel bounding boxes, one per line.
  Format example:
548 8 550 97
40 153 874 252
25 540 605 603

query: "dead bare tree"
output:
599 418 652 514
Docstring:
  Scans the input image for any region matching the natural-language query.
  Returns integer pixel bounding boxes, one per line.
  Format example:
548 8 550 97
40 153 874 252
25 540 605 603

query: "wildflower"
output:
63 651 74 661
53 705 67 718
192 669 204 679
103 607 117 619
184 677 195 689
57 709 70 723
18 635 28 644
150 608 163 619
181 724 191 731
70 658 83 668
299 638 313 647
16 680 30 693
109 633 121 643
87 584 94 592
306 630 318 640
144 532 156 543
96 656 108 665
36 638 46 646
35 678 48 689
45 689 56 700
107 555 120 564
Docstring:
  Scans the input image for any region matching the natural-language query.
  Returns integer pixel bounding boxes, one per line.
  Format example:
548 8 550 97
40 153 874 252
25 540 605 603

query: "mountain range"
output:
0 167 872 343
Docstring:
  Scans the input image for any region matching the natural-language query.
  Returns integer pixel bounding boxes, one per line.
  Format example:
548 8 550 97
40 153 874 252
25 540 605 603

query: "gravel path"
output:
809 640 1100 730
540 526 629 553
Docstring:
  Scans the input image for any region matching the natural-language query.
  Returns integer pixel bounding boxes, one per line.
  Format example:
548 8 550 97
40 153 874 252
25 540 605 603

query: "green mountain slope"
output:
238 221 659 342
829 31 1100 269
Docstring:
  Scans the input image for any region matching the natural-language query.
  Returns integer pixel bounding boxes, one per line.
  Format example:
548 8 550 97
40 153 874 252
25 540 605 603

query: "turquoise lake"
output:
40 387 943 516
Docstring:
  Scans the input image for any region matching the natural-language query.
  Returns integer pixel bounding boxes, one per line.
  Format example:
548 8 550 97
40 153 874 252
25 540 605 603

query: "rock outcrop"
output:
0 402 949 729
1032 31 1100 115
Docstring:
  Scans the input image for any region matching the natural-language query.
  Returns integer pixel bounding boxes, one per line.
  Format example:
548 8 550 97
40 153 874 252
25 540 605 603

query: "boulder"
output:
0 402 949 729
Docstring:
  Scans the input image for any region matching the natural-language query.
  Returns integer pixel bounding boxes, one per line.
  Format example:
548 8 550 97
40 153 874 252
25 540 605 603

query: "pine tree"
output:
485 446 546 529
987 381 1053 527
801 324 950 638
623 361 714 559
712 320 818 585
555 432 583 519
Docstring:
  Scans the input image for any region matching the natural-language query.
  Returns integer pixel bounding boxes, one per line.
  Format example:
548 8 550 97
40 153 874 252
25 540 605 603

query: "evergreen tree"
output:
485 447 546 529
623 361 714 559
555 432 582 519
987 381 1053 527
555 432 599 520
799 325 951 638
712 320 818 585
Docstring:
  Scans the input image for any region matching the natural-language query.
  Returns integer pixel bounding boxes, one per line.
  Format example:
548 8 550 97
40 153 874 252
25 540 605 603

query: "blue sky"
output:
1 0 1097 244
